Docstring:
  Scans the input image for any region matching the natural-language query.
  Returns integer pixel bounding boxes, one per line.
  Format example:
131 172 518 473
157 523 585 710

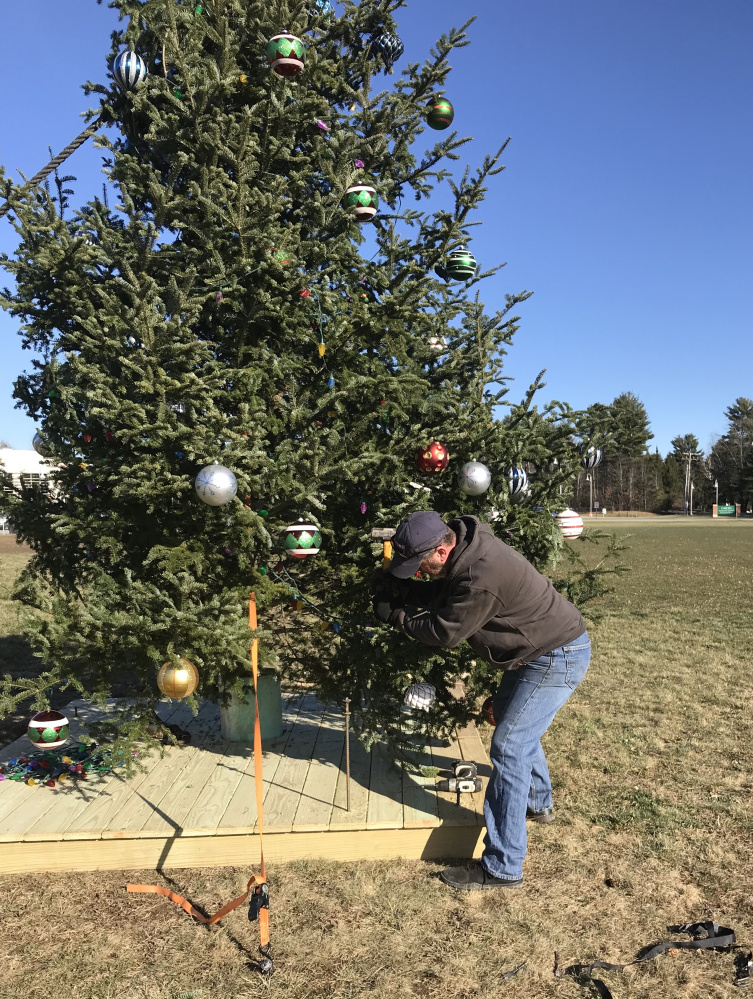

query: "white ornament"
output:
403 682 436 712
457 461 492 496
427 336 448 355
195 463 238 507
554 508 584 539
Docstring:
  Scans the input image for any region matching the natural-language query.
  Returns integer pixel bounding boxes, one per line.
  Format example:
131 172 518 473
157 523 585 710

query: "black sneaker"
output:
526 806 555 823
439 864 523 891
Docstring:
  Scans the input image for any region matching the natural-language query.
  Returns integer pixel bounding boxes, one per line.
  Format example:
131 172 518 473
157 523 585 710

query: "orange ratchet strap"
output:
127 592 271 971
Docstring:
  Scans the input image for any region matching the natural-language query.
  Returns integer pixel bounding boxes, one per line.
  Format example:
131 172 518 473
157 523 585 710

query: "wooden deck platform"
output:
0 695 490 874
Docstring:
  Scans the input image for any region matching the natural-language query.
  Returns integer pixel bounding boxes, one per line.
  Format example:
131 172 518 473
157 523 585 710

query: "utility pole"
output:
680 448 702 515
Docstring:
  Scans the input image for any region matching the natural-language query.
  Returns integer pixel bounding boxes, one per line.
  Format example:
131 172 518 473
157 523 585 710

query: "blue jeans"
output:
482 632 590 880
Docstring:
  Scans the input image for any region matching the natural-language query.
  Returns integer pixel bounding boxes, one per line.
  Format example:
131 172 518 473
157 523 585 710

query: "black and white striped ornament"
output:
112 49 148 92
580 446 603 470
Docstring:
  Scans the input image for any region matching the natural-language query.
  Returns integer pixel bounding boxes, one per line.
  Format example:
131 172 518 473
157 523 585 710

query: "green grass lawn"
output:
1 523 752 999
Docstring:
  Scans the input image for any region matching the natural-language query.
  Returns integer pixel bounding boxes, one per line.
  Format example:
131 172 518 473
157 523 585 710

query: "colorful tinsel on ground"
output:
0 742 138 787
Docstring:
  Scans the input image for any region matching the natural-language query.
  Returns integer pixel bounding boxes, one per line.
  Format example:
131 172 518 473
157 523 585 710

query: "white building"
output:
0 448 60 532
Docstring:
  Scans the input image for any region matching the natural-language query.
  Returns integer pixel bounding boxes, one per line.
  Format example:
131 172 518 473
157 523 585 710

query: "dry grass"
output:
1 521 752 998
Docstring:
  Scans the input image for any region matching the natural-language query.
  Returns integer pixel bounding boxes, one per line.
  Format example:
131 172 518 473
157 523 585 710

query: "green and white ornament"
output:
344 184 378 223
445 246 477 281
267 33 306 77
282 519 322 559
27 710 70 750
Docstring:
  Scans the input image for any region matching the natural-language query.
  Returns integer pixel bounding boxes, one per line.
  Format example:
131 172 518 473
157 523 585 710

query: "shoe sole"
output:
527 811 556 824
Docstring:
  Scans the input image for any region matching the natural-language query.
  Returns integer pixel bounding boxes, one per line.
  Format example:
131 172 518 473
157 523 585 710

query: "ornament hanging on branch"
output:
580 446 603 470
457 461 492 496
427 335 448 354
507 467 529 498
308 0 335 18
426 96 454 130
282 519 322 559
157 658 199 699
371 32 404 73
445 246 477 281
32 431 52 457
344 184 378 222
554 509 584 539
27 710 70 750
195 463 238 506
403 682 436 712
112 50 148 92
267 33 306 77
416 441 450 474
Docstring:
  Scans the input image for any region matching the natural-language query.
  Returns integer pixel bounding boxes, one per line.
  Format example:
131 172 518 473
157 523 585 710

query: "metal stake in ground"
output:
344 697 351 811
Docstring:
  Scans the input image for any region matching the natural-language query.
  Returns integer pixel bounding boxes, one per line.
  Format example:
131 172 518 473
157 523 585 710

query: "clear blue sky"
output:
1 0 751 456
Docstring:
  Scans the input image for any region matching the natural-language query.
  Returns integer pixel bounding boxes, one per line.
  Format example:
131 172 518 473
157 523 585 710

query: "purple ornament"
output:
87 481 96 492
316 120 329 131
216 291 224 302
360 502 367 514
354 159 364 168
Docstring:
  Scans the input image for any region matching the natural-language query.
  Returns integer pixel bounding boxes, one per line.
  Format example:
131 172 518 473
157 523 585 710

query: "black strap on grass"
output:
567 921 739 997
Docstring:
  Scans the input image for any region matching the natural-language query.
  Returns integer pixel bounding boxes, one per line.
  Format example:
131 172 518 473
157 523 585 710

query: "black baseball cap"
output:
388 511 448 578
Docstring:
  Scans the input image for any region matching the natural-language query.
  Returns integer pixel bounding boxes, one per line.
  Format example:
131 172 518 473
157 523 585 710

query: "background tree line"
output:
571 394 753 514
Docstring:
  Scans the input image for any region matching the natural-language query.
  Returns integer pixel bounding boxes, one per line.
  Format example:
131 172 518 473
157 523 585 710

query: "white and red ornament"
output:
282 519 322 558
416 441 449 474
266 33 306 77
27 710 70 750
343 184 378 223
554 508 584 539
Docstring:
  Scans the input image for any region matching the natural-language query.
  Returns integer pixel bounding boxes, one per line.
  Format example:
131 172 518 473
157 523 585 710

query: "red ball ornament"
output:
27 710 70 750
415 440 450 474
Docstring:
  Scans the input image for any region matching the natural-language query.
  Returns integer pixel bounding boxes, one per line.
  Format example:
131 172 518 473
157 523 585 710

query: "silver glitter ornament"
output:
457 461 492 496
195 463 238 507
404 682 436 712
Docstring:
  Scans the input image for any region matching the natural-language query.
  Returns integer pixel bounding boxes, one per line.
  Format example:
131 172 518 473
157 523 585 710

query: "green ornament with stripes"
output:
445 246 477 281
426 96 455 130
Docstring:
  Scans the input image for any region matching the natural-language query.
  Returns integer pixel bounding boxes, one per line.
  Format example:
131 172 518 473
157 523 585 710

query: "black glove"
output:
372 590 404 626
370 568 399 595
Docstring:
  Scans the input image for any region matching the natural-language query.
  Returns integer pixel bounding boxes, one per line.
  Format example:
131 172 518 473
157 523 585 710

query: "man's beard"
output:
422 553 450 579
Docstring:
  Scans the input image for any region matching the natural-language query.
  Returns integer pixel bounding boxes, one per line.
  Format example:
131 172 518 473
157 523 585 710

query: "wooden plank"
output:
454 722 491 826
0 699 127 837
0 825 485 875
217 695 303 832
328 727 371 831
292 705 345 832
177 741 252 832
402 736 440 830
365 741 403 830
429 730 479 827
72 701 218 835
260 694 324 833
23 701 198 839
122 704 224 836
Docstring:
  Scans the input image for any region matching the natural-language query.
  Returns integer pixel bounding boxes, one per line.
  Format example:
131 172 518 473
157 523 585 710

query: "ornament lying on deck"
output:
27 710 69 750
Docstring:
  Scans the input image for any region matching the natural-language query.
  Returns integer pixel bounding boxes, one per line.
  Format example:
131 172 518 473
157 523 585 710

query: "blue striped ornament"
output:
580 446 603 470
112 49 148 91
507 467 529 497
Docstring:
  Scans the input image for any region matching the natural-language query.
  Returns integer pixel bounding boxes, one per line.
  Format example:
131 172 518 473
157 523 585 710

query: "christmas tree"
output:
0 0 618 756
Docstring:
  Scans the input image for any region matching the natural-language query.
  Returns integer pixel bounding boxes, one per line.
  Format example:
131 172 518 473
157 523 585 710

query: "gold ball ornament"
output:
157 658 199 699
